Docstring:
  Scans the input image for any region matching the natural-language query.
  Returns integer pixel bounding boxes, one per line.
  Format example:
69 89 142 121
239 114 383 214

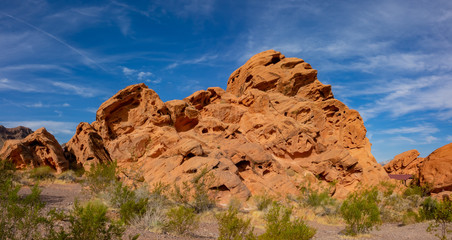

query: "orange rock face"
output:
384 149 424 176
0 128 68 173
68 50 388 200
64 122 112 170
420 143 452 193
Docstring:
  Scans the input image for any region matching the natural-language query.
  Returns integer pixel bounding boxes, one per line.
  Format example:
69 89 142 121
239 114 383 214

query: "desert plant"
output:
170 168 215 213
216 206 256 240
29 166 55 180
120 197 149 224
427 198 452 240
303 188 335 208
0 182 46 240
84 161 117 194
253 194 273 211
401 210 422 225
57 170 77 182
64 200 124 240
0 159 15 183
259 202 316 240
340 187 381 236
420 197 438 220
164 205 199 235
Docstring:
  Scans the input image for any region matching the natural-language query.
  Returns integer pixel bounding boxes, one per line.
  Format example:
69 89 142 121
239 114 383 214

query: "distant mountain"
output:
0 125 33 149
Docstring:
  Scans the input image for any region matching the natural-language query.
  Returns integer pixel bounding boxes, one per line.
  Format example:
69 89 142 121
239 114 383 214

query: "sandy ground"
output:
19 183 441 240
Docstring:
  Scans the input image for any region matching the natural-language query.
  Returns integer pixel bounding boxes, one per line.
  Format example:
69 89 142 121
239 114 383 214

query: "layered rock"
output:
0 128 68 173
384 149 424 176
0 125 33 149
64 122 112 170
419 143 452 193
67 50 388 200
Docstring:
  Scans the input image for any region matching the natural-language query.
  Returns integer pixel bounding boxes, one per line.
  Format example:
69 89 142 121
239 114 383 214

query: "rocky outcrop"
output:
64 122 112 170
67 50 387 201
419 143 452 193
0 128 68 173
384 149 424 176
0 125 33 149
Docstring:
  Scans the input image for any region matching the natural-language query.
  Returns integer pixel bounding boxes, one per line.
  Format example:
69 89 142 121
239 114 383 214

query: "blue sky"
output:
1 0 451 162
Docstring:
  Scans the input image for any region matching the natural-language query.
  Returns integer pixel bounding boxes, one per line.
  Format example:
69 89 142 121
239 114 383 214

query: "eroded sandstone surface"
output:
419 143 452 193
65 50 388 200
0 127 68 173
384 149 424 176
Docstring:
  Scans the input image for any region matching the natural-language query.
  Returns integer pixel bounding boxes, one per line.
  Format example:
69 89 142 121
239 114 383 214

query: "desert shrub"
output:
340 188 381 236
171 168 215 213
259 202 316 240
379 181 396 197
305 190 334 208
401 210 422 225
0 159 15 183
0 181 48 240
216 206 256 240
84 161 117 193
63 200 124 240
120 197 149 224
29 166 55 180
164 205 199 235
57 170 77 182
403 184 426 197
426 198 452 240
253 194 273 211
420 197 438 220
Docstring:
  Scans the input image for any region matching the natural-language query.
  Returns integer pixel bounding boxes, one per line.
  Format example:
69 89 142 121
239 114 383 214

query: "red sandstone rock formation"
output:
67 50 388 200
0 128 68 173
0 125 33 149
419 143 452 193
384 149 424 176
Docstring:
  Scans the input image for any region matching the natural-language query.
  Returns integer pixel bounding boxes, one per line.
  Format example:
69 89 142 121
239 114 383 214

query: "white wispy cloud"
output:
50 81 98 97
446 135 452 142
380 125 439 135
25 102 71 108
1 12 104 71
122 67 137 75
165 54 218 70
0 78 40 92
137 71 152 80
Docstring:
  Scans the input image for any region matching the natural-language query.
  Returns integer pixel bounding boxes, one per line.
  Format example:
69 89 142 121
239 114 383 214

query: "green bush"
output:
0 159 15 183
63 200 124 240
120 197 149 224
340 188 381 236
29 166 55 180
57 170 77 182
0 181 48 240
216 206 256 240
427 198 452 240
420 197 438 220
84 161 117 194
259 202 316 240
305 190 333 208
401 210 422 225
164 205 199 235
171 168 215 213
253 194 273 211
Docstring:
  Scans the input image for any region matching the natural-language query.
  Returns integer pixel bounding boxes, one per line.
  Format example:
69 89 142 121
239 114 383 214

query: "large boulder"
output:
0 128 68 173
384 149 424 176
68 50 388 201
64 122 112 170
0 125 33 149
420 143 452 193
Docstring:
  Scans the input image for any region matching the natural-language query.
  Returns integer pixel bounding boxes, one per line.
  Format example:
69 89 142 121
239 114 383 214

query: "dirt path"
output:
20 183 441 240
